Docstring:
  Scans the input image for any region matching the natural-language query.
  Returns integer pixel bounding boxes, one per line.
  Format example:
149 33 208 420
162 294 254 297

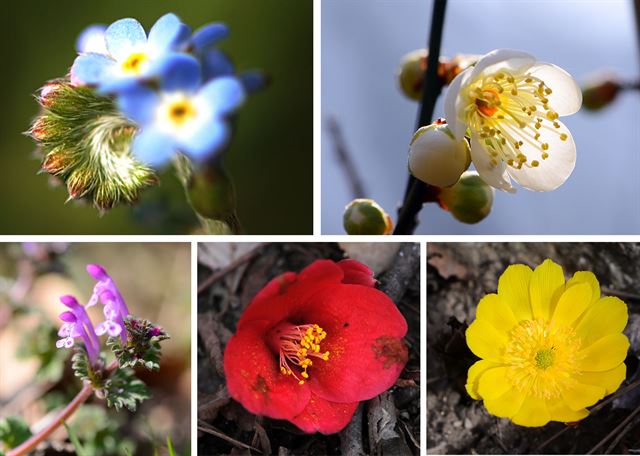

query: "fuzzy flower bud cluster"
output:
29 13 264 211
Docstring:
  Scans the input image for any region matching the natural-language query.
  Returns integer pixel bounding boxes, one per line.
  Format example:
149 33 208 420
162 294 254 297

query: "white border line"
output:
191 240 197 455
314 0 322 235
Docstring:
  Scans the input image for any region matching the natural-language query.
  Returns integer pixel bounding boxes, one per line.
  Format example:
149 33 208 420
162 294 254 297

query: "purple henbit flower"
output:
86 264 129 343
56 295 100 365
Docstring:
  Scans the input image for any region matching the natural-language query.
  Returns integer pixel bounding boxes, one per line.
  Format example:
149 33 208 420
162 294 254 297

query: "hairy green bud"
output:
438 171 494 224
28 80 158 212
343 199 393 235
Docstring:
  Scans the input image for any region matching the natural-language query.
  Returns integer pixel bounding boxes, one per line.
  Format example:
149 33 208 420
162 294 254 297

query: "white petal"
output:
95 322 107 336
506 120 576 191
56 339 66 348
469 49 536 81
443 69 472 140
470 134 515 193
64 337 75 348
527 63 582 116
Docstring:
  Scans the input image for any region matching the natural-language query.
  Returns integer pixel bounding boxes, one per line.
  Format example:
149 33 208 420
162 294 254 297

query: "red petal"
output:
300 285 408 403
238 260 345 329
338 259 376 287
289 394 359 434
224 320 310 420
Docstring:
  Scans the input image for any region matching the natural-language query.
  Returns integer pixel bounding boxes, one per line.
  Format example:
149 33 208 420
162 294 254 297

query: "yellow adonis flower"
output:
444 49 582 192
465 259 629 427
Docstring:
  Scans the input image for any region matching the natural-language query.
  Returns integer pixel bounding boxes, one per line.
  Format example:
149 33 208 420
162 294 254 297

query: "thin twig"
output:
327 116 367 199
394 0 448 235
588 405 640 454
7 360 118 456
601 286 640 302
197 243 268 294
604 406 640 454
538 378 640 452
197 420 262 453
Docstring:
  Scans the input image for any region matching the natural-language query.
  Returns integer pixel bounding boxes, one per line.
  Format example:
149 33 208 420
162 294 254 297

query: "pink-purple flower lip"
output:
86 263 108 281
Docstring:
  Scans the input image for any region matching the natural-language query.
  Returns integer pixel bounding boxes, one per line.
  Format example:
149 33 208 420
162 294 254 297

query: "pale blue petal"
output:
97 77 139 94
116 85 160 124
191 23 229 51
154 53 201 92
148 13 191 54
132 127 177 167
198 76 246 115
76 25 108 54
201 49 235 80
180 118 230 160
70 53 115 85
106 18 147 61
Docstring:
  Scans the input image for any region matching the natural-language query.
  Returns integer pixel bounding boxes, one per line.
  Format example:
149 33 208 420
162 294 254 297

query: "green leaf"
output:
167 435 176 456
63 421 88 456
107 316 169 371
104 368 150 412
71 348 105 389
0 416 32 449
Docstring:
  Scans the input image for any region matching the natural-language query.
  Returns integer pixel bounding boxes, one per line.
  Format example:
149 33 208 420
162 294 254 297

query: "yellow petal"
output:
511 395 551 427
465 360 498 400
579 363 626 395
465 319 507 362
552 282 592 327
547 400 589 423
566 271 600 304
575 296 628 347
477 366 512 400
529 259 565 320
483 388 526 418
561 382 605 410
497 264 533 322
578 333 629 372
476 293 518 334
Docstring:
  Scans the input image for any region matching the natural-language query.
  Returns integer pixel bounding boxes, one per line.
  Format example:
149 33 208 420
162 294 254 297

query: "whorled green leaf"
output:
71 347 105 389
0 416 32 449
107 316 169 371
104 368 150 412
28 79 158 212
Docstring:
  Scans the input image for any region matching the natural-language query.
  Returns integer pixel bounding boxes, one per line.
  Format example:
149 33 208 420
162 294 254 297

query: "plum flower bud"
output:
582 77 621 111
408 120 471 188
397 49 480 100
343 199 393 235
438 171 494 224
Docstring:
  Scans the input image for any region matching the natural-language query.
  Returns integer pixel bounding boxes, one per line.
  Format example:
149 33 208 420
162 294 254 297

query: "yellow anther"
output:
541 143 549 151
545 88 553 95
542 152 549 159
531 160 540 167
511 88 518 96
301 371 309 379
299 380 305 385
560 133 568 141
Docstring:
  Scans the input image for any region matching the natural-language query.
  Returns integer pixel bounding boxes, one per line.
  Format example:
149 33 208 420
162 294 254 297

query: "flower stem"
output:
394 0 448 235
6 361 118 456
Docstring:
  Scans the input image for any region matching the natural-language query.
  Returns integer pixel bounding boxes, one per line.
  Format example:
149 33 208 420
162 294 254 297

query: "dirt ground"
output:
426 243 640 455
197 242 421 456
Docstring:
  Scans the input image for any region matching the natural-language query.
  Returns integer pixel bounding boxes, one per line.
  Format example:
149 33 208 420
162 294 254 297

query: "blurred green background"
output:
0 0 312 234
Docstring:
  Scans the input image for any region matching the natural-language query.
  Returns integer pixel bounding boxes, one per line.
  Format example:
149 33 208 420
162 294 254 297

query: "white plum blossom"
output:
443 49 582 192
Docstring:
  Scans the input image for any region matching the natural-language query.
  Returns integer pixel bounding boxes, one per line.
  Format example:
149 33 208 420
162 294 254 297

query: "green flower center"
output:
534 348 555 369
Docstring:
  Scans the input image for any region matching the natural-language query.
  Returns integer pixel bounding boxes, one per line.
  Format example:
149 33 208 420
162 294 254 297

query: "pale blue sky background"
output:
322 0 640 234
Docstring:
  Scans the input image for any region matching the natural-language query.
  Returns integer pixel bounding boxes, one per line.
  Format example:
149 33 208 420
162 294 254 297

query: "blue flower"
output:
117 54 246 167
70 13 191 91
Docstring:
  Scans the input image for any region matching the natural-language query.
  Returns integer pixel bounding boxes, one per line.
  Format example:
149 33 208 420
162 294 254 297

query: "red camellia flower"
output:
223 259 409 434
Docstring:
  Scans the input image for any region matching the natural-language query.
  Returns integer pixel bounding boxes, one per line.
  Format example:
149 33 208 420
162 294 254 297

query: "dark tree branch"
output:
327 116 367 199
394 0 448 235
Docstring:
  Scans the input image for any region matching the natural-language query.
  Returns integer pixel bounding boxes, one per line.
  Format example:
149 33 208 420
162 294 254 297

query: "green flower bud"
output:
343 199 393 235
582 79 620 111
28 79 158 212
187 163 237 221
408 120 470 188
438 171 494 224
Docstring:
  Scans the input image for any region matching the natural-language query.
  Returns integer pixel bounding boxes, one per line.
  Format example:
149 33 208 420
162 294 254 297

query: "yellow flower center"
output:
121 52 149 75
272 323 330 385
167 100 197 126
504 318 581 399
463 69 569 170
